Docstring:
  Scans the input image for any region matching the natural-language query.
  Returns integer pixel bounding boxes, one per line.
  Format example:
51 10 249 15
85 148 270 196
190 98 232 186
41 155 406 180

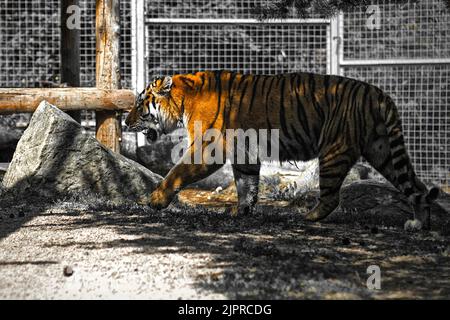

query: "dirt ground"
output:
0 183 449 299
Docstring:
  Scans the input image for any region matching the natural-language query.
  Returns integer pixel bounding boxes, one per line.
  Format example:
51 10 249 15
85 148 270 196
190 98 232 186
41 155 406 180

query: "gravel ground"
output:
0 185 449 300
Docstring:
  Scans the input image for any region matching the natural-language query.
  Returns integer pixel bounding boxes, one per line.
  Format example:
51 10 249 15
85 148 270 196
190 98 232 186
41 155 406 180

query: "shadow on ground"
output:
1 185 449 299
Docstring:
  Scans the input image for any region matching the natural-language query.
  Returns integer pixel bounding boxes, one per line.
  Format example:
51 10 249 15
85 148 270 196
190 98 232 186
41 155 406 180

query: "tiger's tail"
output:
380 95 439 228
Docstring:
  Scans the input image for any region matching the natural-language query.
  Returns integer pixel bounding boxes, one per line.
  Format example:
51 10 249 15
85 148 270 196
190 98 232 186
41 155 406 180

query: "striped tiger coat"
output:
125 70 439 230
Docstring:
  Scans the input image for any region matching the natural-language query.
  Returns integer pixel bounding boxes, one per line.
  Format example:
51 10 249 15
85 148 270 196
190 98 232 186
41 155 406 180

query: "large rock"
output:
2 101 162 203
136 132 184 176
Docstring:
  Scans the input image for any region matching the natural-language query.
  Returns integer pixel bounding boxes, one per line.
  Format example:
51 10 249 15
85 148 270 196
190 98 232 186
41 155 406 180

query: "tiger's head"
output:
125 76 181 142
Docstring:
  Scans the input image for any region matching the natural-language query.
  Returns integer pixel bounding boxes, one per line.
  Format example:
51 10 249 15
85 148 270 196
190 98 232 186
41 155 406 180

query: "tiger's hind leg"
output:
231 164 261 215
362 128 439 230
305 144 359 221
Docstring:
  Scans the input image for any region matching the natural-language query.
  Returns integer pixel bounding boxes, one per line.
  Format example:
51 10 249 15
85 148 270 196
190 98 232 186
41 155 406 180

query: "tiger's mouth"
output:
145 128 158 142
127 123 159 142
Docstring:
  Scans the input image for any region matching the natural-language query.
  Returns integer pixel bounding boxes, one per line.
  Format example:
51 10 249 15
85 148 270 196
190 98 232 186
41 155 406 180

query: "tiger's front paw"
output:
228 204 256 217
137 189 173 210
404 219 423 232
304 207 325 222
149 189 173 210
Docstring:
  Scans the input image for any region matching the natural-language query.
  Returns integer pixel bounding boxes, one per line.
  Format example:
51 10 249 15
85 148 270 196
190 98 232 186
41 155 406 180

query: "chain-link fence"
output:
0 0 448 189
145 0 329 79
146 23 328 77
341 0 450 188
0 0 133 129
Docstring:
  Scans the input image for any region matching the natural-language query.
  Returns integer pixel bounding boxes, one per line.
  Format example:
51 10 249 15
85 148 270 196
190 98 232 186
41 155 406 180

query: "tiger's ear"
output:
154 76 172 97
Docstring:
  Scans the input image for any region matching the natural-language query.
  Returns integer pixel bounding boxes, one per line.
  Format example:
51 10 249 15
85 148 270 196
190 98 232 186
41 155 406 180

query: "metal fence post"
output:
131 0 147 147
329 13 341 75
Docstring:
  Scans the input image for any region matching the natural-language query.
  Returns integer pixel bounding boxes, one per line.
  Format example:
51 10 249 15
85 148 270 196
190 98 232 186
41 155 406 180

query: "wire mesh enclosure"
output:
145 0 330 79
0 0 133 89
146 23 328 77
0 0 134 128
0 1 60 88
0 0 448 189
79 0 133 88
341 0 450 188
343 0 450 60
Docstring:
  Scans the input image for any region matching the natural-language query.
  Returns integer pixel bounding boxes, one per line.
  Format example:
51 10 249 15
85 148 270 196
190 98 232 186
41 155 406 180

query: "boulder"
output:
136 132 184 176
120 131 140 162
2 101 162 204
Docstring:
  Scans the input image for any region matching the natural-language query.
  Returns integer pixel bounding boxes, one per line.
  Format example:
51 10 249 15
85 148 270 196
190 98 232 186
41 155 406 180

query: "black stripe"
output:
397 173 409 184
321 158 349 170
390 137 404 149
414 194 422 204
265 76 276 130
234 165 260 176
321 185 342 198
329 81 360 144
247 75 261 114
321 77 346 142
279 77 292 139
259 76 269 108
237 76 250 117
294 75 312 142
227 72 237 107
392 148 405 159
404 187 414 197
200 74 206 90
180 97 185 116
309 74 324 120
323 75 331 108
320 172 341 179
359 85 372 147
206 71 223 131
238 74 249 89
224 72 237 129
351 84 365 144
393 158 408 170
169 95 180 112
377 154 392 172
290 124 311 159
180 77 195 89
279 139 295 160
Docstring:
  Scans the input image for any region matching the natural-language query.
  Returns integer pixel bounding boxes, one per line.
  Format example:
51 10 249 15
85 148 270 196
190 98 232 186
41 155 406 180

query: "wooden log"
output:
0 88 134 114
96 0 122 153
61 0 81 123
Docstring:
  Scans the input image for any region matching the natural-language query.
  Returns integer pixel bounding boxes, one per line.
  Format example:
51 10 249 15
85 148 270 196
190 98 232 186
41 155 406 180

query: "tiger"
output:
125 70 439 231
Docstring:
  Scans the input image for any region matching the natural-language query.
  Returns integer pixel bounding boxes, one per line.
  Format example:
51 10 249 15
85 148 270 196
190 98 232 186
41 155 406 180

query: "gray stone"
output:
137 133 182 176
2 101 162 203
193 163 234 189
120 131 140 161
